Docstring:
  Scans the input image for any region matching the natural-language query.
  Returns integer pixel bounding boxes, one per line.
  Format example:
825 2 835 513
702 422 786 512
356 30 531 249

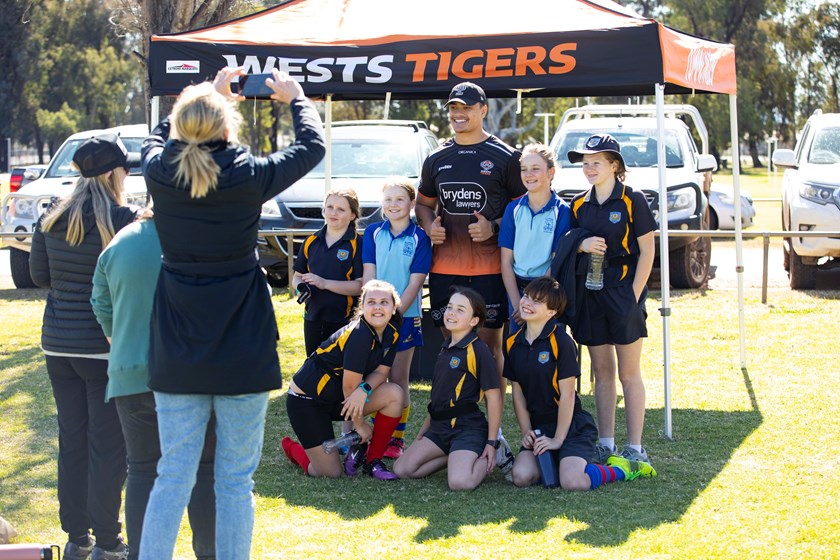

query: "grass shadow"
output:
258 377 763 548
0 287 47 302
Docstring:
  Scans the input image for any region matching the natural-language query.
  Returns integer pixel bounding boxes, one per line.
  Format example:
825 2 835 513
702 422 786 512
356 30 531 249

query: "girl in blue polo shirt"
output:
293 187 364 356
362 178 432 459
499 144 571 333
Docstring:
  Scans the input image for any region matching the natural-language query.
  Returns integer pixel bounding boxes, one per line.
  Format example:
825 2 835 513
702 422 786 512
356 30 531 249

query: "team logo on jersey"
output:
402 238 415 257
480 160 494 175
449 357 461 369
336 249 350 261
609 211 622 223
431 308 443 321
538 351 550 364
543 216 555 234
438 182 488 215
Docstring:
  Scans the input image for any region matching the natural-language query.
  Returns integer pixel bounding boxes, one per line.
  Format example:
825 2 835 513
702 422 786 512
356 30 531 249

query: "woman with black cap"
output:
30 133 140 560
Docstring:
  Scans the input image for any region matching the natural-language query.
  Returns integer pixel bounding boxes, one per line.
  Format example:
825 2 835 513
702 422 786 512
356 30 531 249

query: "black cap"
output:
567 134 625 167
72 134 141 178
446 82 487 106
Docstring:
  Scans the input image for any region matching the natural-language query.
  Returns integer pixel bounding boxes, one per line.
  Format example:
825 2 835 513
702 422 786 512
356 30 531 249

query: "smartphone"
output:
239 73 275 99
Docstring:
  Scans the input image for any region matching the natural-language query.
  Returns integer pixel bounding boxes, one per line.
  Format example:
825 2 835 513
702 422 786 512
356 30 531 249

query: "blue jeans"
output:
139 392 269 560
115 392 216 560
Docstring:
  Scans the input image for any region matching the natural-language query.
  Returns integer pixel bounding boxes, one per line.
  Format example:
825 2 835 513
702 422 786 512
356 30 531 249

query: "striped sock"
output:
585 462 625 489
392 405 410 440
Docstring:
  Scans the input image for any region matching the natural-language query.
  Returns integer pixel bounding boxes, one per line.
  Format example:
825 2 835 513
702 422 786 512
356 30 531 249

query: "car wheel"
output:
264 265 289 288
670 236 711 288
789 250 817 289
709 207 719 230
9 247 37 289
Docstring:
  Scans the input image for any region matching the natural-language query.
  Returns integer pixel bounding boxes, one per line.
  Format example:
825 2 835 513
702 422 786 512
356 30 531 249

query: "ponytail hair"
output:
41 171 125 247
170 81 242 199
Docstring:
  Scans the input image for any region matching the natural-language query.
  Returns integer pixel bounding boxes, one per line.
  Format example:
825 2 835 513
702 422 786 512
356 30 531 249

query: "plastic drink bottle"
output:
322 431 361 454
585 253 605 290
533 429 560 488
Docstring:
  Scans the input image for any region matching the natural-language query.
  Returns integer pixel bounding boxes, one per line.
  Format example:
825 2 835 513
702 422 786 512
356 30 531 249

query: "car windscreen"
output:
807 127 840 164
303 139 421 179
45 137 145 178
554 129 684 168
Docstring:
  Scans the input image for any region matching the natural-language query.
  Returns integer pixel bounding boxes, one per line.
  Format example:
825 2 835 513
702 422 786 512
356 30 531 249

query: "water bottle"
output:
322 431 361 454
533 429 560 488
585 253 605 291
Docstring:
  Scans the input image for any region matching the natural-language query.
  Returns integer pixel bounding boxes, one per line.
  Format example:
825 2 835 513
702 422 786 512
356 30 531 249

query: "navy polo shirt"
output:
569 181 657 286
498 192 571 279
294 225 363 322
292 317 400 404
362 220 432 319
428 332 499 431
503 319 583 422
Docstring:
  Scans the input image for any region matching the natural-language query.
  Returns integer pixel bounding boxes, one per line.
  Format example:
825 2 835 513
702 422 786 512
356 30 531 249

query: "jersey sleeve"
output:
342 327 373 373
293 236 313 273
410 229 432 274
418 154 438 200
350 233 364 280
502 341 518 382
498 201 517 249
631 191 657 237
475 342 501 392
362 225 377 265
504 150 527 200
555 332 581 381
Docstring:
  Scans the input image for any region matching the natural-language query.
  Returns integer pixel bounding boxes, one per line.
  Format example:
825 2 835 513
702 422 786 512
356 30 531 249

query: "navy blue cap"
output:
446 82 487 106
567 134 625 167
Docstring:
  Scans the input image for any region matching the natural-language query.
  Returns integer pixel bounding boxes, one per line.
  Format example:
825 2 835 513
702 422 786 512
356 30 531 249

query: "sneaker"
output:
496 435 515 481
592 443 618 464
364 458 398 481
91 536 129 560
344 443 367 477
64 537 95 560
620 444 650 463
606 455 657 481
383 437 405 459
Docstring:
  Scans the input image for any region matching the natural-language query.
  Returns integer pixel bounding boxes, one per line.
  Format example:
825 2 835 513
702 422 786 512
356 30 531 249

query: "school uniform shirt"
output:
569 181 657 287
294 225 363 323
292 317 400 405
498 192 571 279
141 97 325 395
428 332 499 430
362 220 432 319
419 136 526 276
503 319 583 424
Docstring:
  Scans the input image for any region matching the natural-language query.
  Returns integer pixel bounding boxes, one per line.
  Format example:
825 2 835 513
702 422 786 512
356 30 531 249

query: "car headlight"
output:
799 182 837 205
667 187 695 213
261 199 281 217
12 198 36 220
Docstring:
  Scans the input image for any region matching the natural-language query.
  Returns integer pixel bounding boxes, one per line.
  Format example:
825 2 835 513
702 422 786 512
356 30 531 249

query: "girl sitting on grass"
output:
282 280 406 480
393 288 502 490
504 277 655 490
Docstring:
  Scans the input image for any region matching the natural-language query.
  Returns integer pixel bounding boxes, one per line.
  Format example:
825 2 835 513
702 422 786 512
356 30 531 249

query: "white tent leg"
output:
325 94 332 192
656 84 672 439
151 96 160 128
729 95 746 368
384 92 392 120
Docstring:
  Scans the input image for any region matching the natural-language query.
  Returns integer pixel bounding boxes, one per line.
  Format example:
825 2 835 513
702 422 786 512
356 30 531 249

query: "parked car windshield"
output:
807 127 840 164
303 138 421 179
554 129 684 168
44 137 145 178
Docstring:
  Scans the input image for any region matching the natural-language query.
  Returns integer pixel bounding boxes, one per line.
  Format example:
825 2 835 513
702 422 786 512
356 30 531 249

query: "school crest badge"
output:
336 249 350 261
449 357 461 369
609 211 621 223
538 351 550 364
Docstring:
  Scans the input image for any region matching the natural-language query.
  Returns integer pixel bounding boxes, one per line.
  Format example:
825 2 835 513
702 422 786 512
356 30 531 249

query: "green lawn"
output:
1 287 838 558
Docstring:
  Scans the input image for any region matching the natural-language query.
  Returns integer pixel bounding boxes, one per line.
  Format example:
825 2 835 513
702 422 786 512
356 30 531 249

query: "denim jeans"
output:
139 392 269 560
46 355 126 543
115 392 216 560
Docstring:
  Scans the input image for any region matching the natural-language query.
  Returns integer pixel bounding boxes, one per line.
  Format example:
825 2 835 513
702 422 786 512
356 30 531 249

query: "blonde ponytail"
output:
41 171 125 247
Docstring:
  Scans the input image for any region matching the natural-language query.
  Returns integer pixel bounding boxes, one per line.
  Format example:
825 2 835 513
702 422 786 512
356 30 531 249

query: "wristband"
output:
358 382 372 402
486 439 501 449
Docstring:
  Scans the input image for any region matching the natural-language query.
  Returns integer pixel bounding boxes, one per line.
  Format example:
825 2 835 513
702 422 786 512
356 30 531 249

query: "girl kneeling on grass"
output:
504 277 655 490
393 288 502 491
282 280 406 480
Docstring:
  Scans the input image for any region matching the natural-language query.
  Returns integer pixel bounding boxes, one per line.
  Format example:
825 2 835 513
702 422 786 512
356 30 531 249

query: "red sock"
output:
282 437 310 475
366 413 401 462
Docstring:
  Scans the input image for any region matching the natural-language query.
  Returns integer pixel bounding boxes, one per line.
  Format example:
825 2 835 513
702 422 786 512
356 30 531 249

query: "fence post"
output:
762 234 770 304
286 232 295 299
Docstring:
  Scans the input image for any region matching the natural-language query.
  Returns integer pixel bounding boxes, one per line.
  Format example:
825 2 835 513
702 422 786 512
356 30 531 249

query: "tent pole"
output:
325 94 332 193
729 95 747 369
656 84 672 440
151 96 160 128
384 92 391 120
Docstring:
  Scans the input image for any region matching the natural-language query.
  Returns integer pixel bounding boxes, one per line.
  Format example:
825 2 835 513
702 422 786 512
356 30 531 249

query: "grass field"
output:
1 283 838 559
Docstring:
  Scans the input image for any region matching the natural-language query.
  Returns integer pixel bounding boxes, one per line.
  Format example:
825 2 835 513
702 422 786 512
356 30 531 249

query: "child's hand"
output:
341 387 368 420
580 236 607 255
522 431 536 449
354 420 373 444
480 444 496 474
299 272 326 289
532 433 562 455
427 216 446 245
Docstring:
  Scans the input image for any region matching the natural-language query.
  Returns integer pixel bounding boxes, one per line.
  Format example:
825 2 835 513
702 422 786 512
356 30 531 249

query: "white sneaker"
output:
496 435 515 481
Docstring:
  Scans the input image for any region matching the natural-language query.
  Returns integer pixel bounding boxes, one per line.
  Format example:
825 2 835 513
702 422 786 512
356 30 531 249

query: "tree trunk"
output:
748 138 762 168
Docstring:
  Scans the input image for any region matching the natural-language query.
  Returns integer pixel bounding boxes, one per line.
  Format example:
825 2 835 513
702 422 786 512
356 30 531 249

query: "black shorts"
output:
578 284 648 346
424 417 488 455
528 409 598 461
286 390 344 450
428 273 508 329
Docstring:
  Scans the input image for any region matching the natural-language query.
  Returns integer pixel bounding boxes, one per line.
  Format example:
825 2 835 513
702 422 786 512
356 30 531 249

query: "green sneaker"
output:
606 455 657 481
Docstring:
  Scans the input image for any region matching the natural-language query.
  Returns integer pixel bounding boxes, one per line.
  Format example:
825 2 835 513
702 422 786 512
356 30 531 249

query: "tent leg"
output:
151 96 160 128
384 91 391 120
656 84 673 440
729 95 747 369
325 94 332 193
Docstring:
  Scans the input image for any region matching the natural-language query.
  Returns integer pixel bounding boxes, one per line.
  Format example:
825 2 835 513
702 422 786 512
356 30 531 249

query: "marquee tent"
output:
147 0 746 438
